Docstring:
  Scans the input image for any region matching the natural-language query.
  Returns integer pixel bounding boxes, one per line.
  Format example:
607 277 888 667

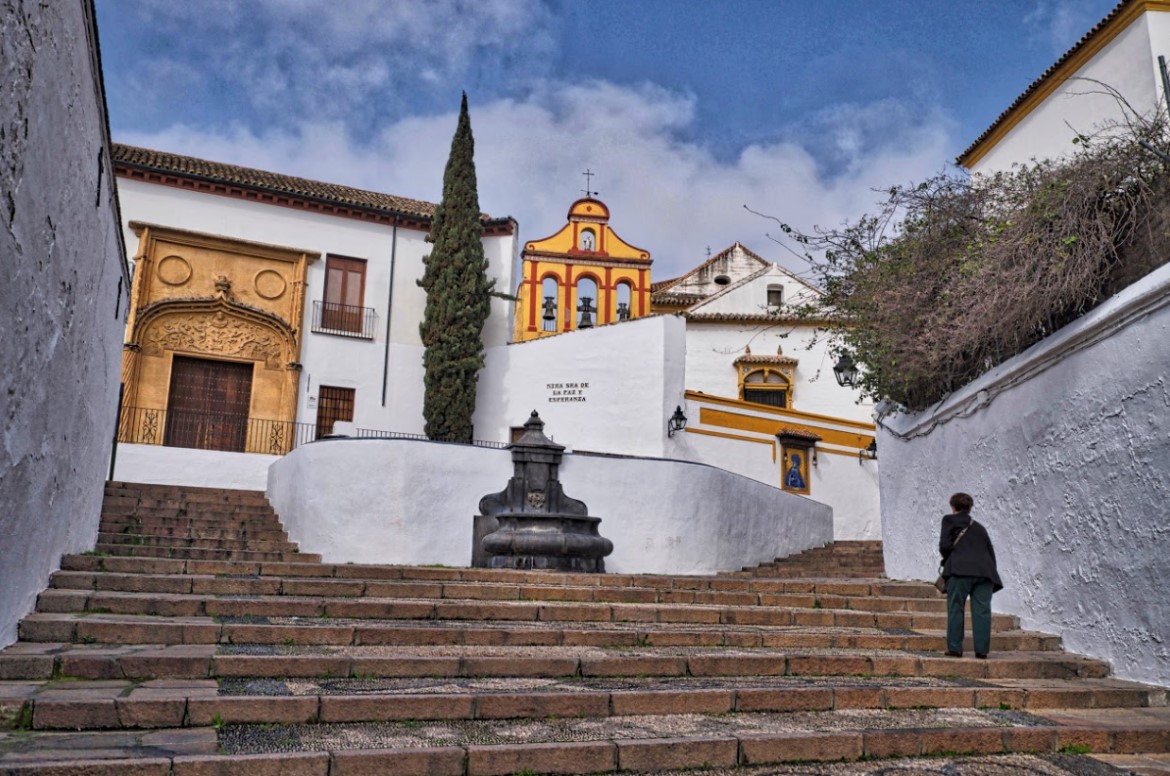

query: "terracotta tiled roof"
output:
777 427 822 443
652 292 705 306
957 0 1131 166
684 311 832 323
734 353 799 366
112 143 490 222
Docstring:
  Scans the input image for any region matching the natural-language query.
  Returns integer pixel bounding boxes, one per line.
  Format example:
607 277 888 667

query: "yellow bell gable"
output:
523 198 651 263
514 197 653 341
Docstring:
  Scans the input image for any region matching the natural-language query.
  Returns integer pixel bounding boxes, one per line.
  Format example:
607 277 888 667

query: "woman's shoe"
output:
945 650 963 657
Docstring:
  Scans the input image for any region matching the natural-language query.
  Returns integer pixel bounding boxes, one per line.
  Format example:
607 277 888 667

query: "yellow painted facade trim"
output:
685 390 876 432
684 426 776 449
699 407 874 451
961 1 1170 168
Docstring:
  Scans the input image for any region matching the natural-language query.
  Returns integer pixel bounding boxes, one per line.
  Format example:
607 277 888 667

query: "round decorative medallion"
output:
254 269 287 300
156 255 192 286
585 205 593 212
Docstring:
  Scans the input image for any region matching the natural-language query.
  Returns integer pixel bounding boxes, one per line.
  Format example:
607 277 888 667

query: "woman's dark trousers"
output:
946 575 994 655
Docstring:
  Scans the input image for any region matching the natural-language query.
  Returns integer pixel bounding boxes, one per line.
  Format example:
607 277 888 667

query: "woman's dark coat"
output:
939 510 1003 592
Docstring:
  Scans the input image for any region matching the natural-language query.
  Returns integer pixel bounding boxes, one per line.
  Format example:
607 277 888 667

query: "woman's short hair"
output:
949 492 974 512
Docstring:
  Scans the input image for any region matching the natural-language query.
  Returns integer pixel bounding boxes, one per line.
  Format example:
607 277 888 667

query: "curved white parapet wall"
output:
267 438 833 575
878 262 1170 685
113 444 277 491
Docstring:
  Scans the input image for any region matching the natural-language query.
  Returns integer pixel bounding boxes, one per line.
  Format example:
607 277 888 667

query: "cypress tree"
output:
418 92 495 443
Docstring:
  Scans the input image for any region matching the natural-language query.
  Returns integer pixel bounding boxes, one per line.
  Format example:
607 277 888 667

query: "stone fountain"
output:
476 411 613 573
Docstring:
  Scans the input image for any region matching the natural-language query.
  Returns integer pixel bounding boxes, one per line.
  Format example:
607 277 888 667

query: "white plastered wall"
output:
113 444 275 491
0 3 127 646
972 11 1162 174
685 322 872 422
670 404 881 540
476 315 687 454
268 438 832 574
878 262 1170 685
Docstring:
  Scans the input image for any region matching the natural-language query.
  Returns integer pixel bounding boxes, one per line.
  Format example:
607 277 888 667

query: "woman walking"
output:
939 492 1003 658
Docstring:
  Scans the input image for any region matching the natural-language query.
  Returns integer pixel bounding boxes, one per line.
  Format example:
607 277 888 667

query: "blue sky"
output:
95 0 1118 277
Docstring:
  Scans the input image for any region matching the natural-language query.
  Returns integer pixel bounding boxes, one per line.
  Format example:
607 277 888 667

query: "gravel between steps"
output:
219 708 1050 753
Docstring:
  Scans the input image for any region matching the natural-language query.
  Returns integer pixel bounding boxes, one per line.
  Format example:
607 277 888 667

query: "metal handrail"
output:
116 406 510 457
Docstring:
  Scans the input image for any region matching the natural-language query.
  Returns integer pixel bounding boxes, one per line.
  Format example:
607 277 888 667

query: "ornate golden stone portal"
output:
120 223 319 454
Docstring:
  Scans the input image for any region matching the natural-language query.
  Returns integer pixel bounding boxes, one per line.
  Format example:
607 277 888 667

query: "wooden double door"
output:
164 356 254 452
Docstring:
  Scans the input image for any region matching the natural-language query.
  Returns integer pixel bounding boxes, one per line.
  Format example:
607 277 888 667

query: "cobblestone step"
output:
3 710 1170 775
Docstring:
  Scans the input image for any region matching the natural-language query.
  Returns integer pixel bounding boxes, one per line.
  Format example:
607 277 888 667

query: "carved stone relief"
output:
254 269 288 300
156 255 193 286
142 312 285 368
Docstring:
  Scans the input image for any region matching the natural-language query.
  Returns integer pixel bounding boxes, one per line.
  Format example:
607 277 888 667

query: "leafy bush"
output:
782 115 1169 411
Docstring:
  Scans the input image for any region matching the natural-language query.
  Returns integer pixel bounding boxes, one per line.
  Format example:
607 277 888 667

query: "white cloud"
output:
113 0 556 122
118 80 956 280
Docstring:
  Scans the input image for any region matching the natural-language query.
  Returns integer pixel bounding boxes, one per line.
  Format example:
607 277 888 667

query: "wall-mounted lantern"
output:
859 439 877 464
667 405 688 437
833 353 859 387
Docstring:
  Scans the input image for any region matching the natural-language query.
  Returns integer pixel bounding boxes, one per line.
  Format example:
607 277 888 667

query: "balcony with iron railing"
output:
311 300 377 339
117 406 511 457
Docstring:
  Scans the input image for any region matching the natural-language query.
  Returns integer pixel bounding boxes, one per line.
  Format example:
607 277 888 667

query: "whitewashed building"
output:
111 145 518 487
959 0 1170 173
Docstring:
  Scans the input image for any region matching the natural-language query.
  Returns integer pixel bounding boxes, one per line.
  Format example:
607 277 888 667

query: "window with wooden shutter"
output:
322 255 367 334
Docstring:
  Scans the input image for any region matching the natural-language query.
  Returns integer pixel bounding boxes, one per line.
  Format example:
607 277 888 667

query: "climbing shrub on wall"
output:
419 93 495 443
783 118 1170 412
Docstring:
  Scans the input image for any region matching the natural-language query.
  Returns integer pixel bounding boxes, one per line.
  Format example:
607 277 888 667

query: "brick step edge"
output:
55 557 938 596
1 651 1111 682
94 534 298 552
4 723 1170 775
22 687 1166 730
93 546 319 563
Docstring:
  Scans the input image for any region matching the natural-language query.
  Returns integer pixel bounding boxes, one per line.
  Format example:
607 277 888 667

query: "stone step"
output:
58 556 938 597
0 626 1065 678
0 632 1109 680
105 481 271 502
101 504 280 520
44 571 954 612
98 523 290 542
7 676 1163 732
94 534 298 553
4 708 1170 775
91 545 319 563
33 589 1019 633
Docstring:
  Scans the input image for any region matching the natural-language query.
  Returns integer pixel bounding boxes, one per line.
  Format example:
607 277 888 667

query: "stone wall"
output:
0 1 129 646
268 437 833 574
878 262 1170 685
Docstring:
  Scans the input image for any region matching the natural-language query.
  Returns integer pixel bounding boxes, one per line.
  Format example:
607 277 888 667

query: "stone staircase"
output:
1 482 1168 775
735 540 886 578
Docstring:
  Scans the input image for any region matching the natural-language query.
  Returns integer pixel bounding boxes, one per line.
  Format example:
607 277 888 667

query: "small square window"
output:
767 287 783 307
